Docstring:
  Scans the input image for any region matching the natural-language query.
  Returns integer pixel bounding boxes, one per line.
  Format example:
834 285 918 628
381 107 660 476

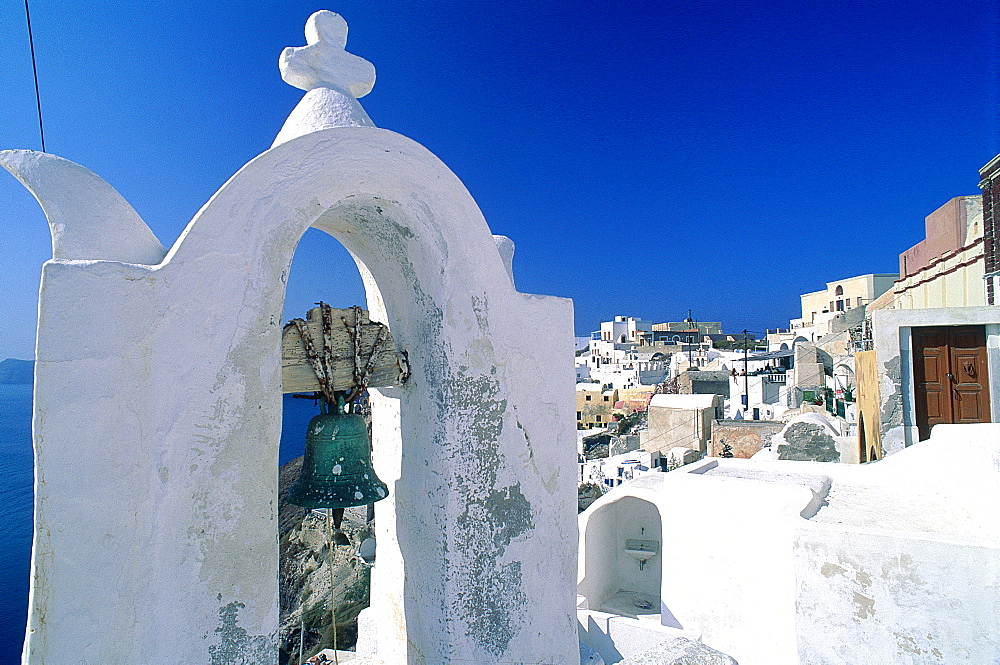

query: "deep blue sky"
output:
1 0 998 359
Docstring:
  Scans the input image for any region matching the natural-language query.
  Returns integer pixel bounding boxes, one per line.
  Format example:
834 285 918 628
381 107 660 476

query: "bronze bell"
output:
286 393 389 509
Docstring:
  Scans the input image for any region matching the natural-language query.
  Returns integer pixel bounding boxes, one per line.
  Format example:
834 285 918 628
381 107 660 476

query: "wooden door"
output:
913 325 991 441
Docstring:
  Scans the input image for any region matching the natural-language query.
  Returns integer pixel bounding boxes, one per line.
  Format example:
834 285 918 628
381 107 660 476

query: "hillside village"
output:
6 8 999 664
576 157 997 487
571 154 1000 663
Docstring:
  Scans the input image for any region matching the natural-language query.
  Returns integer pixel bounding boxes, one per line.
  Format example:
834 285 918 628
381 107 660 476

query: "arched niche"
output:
579 495 662 619
13 124 578 664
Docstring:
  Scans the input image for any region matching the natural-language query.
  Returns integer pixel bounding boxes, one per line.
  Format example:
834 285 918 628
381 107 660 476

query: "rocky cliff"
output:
278 457 372 664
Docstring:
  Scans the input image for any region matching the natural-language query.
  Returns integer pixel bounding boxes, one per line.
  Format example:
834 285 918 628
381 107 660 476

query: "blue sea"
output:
0 386 313 662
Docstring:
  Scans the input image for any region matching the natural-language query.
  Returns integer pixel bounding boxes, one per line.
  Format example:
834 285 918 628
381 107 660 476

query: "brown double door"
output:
912 325 991 441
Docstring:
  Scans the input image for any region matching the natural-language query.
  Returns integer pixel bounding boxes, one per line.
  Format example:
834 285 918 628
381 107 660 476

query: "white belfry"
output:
4 10 578 665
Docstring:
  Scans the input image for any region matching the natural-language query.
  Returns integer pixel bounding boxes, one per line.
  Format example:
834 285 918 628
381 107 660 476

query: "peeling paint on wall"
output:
14 114 578 662
446 368 533 657
208 602 276 665
879 355 903 435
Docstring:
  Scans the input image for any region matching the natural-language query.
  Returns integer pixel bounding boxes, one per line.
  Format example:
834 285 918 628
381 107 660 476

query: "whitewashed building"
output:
578 423 1000 665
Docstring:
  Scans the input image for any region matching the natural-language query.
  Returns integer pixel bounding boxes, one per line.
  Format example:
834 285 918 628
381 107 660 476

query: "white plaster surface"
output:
579 609 696 662
578 424 1000 664
871 307 1000 451
5 11 578 664
280 11 375 96
273 87 375 147
648 393 716 410
0 150 166 264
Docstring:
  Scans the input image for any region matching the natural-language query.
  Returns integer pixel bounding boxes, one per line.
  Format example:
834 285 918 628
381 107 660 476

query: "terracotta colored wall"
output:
900 197 968 278
710 420 784 458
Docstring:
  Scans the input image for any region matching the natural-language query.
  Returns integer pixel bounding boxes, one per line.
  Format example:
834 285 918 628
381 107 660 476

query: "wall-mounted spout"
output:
624 539 659 570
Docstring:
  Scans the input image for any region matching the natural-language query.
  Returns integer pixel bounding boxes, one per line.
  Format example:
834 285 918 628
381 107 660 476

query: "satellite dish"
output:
358 536 376 565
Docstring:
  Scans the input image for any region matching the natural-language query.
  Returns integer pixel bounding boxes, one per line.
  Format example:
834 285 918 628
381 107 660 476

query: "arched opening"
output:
13 128 579 664
858 412 867 463
280 227 367 465
581 496 662 620
278 227 372 662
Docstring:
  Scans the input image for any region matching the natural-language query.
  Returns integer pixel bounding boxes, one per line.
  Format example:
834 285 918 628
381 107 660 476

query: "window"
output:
596 415 602 422
585 395 592 401
576 411 582 420
603 396 609 401
835 285 844 296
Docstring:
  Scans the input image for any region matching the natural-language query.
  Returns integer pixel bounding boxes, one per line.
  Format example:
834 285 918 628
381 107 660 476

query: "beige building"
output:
641 393 722 455
576 384 619 429
858 189 997 454
791 273 897 333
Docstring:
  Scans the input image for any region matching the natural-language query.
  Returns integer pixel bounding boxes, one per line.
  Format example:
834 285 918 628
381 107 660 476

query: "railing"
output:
763 373 787 383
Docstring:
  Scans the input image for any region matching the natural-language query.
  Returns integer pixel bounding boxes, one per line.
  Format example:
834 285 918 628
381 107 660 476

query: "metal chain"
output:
292 315 334 404
292 303 393 404
342 305 390 403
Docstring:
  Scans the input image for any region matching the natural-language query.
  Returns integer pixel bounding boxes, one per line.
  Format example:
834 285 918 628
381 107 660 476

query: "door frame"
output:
912 325 992 441
870 308 1000 454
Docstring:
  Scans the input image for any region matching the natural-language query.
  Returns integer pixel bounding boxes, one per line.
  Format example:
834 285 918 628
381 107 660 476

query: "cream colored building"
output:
789 273 897 340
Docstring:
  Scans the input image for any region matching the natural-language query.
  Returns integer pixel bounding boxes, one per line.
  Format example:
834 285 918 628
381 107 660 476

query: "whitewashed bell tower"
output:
3 10 578 664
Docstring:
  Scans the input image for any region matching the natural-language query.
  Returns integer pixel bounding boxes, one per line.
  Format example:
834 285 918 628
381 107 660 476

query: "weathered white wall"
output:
579 496 661 612
795 525 999 664
579 426 1000 664
3 12 580 663
6 127 580 665
871 307 1000 452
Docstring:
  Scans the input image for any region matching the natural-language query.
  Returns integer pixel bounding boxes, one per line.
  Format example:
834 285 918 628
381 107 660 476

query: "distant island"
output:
0 359 34 384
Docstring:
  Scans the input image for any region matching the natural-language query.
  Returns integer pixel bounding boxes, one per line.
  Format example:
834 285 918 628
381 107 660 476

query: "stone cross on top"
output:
279 10 375 98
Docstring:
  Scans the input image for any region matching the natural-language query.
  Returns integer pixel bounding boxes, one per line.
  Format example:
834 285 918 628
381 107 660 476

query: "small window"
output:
596 415 602 422
576 411 582 420
603 396 609 401
585 395 592 401
835 285 844 296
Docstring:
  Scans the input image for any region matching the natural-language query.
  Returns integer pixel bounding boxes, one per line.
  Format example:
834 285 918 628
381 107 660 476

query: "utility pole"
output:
742 329 749 415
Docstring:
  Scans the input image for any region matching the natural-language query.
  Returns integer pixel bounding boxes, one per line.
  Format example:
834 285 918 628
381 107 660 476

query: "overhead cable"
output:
23 0 45 152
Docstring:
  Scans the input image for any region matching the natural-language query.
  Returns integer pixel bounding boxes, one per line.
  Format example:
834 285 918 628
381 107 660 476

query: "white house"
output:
578 423 1000 665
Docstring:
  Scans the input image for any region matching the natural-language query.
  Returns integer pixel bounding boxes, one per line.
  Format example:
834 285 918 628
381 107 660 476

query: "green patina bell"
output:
286 394 389 509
